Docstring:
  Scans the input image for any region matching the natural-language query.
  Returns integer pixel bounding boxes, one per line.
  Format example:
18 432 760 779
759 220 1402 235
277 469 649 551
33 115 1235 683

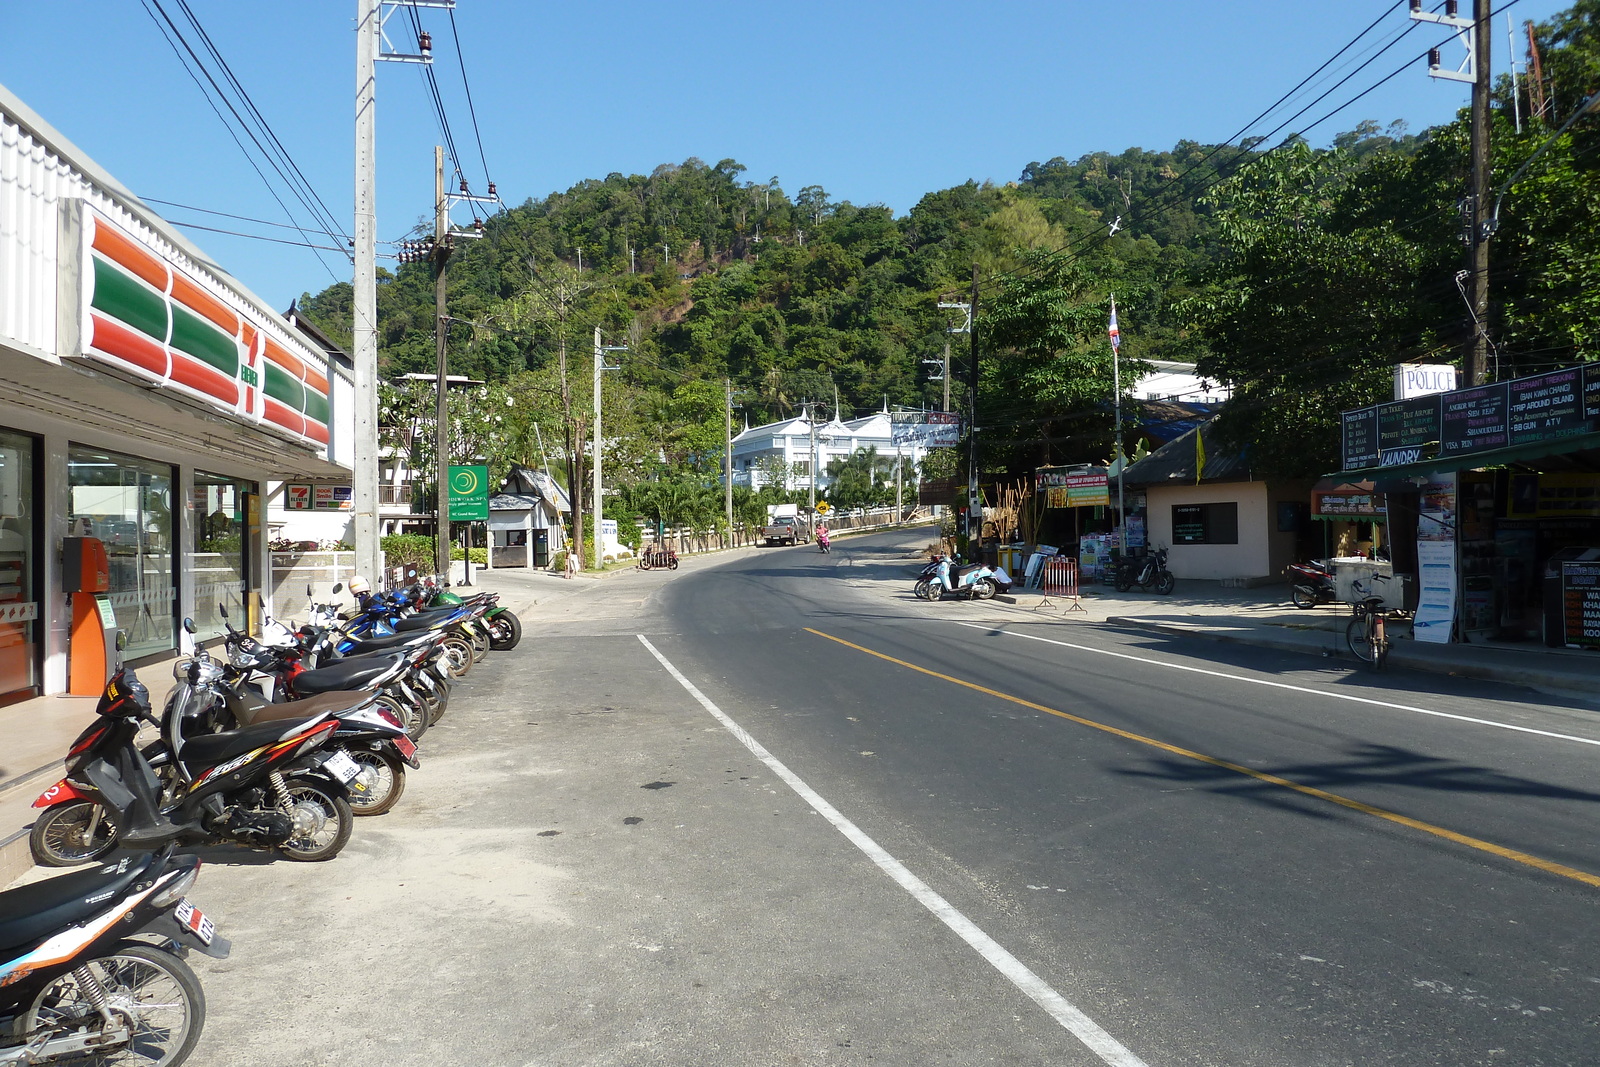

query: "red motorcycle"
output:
1286 558 1337 609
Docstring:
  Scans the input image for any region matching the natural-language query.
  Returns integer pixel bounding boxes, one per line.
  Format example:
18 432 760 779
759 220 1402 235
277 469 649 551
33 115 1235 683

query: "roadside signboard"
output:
448 465 489 521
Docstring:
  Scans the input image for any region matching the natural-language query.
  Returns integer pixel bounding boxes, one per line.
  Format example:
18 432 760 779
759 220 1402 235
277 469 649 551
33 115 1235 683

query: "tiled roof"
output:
1120 419 1251 487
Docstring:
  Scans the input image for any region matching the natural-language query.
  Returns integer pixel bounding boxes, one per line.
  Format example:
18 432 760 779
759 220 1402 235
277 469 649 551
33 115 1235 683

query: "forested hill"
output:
295 3 1600 488
299 141 1248 420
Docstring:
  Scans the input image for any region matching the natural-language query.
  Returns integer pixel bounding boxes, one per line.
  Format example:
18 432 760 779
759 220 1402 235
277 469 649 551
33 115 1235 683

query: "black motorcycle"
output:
1112 547 1176 595
0 844 229 1066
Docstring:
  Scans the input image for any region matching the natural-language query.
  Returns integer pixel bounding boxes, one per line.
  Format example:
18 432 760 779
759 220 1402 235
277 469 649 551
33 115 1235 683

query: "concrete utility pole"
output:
1468 0 1492 387
942 339 951 412
1411 0 1492 386
724 378 733 530
592 326 602 569
966 265 980 541
432 146 451 579
353 0 380 584
808 402 818 515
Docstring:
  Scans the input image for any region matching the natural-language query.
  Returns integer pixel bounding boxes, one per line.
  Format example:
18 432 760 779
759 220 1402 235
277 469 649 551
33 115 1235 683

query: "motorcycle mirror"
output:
218 602 229 618
116 629 128 651
182 618 197 635
333 582 344 594
306 582 313 598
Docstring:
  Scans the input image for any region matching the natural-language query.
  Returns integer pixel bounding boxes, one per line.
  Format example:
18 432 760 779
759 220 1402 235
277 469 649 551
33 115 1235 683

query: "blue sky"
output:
4 1 1574 311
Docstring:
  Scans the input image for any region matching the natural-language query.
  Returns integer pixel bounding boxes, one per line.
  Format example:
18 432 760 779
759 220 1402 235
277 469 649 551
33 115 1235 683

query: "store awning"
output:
1328 429 1600 483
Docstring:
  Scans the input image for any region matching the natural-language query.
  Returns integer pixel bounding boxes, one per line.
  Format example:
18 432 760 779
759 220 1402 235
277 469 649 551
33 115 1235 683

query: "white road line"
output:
952 621 1600 748
636 634 1150 1067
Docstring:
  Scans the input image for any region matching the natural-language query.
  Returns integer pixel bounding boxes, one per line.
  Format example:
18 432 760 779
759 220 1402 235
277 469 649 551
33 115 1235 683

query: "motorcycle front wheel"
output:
1154 571 1176 596
439 634 474 679
1290 585 1319 609
24 942 205 1066
278 779 353 861
30 799 120 867
913 578 933 600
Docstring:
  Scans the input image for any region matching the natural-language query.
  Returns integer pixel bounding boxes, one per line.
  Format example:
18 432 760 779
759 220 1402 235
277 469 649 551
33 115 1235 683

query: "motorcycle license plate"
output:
323 749 361 783
173 899 215 946
393 735 417 760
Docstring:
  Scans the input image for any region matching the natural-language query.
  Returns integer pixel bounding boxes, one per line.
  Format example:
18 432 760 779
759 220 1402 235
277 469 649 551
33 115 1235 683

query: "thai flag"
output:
1108 297 1121 353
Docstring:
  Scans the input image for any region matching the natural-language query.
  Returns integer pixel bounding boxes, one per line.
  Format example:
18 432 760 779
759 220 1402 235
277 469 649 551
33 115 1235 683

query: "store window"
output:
68 446 175 659
1172 502 1240 545
0 431 39 703
193 471 254 640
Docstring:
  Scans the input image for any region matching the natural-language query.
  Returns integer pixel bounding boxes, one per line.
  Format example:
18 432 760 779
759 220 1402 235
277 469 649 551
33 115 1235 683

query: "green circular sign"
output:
450 468 481 496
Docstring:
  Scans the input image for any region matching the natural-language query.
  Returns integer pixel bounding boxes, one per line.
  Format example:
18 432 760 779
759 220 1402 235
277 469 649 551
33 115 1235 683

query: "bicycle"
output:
1344 573 1393 672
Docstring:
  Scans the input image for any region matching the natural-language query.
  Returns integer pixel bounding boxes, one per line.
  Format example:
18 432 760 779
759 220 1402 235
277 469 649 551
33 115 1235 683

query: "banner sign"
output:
285 484 312 511
1341 362 1600 470
448 465 489 521
891 411 961 448
1561 561 1600 650
1035 466 1110 508
313 485 353 511
1412 472 1457 644
1311 491 1386 519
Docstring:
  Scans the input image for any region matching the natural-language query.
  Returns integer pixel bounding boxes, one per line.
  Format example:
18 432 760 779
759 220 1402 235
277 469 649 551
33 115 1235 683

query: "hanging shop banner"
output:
448 465 489 521
1341 362 1600 470
63 204 333 450
1036 467 1110 507
891 411 962 448
1560 561 1600 651
1412 472 1457 644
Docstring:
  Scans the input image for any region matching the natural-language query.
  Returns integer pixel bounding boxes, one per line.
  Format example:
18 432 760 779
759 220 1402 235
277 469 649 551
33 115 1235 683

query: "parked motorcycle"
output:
924 555 1001 601
0 844 229 1066
417 578 522 652
1112 547 1176 595
1286 558 1337 609
29 633 359 867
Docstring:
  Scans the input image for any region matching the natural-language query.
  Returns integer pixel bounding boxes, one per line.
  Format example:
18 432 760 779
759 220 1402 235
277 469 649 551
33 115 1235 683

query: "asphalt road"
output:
185 528 1600 1066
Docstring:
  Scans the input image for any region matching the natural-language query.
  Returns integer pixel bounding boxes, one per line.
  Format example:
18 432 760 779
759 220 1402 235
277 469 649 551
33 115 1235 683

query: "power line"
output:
141 0 345 284
447 6 495 193
141 196 353 238
163 219 354 252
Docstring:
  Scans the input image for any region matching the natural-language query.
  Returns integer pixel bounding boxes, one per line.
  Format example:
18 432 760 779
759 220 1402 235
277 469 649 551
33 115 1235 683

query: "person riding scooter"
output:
816 523 831 553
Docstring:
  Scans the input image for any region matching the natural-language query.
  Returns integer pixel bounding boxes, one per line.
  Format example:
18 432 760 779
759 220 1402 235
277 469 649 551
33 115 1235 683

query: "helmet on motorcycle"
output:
347 575 371 596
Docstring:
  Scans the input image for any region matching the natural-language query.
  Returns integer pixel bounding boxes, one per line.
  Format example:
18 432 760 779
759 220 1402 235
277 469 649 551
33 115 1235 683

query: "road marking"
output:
950 620 1600 750
636 634 1150 1067
804 627 1600 891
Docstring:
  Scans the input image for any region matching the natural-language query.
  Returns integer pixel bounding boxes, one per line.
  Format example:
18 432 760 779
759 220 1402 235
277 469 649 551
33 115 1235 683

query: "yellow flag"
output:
1194 427 1206 485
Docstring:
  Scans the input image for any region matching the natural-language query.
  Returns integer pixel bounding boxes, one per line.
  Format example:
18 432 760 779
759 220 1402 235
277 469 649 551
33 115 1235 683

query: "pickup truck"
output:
759 515 807 546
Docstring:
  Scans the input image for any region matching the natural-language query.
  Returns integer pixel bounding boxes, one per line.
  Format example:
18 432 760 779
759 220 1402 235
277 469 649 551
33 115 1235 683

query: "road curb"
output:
1105 615 1597 702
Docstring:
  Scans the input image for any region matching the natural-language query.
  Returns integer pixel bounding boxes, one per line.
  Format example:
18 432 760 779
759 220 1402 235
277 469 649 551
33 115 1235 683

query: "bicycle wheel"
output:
1345 613 1377 663
1370 618 1389 673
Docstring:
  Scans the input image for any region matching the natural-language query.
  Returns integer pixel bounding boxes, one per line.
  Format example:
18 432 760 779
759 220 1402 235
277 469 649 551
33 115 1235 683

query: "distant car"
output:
759 515 807 546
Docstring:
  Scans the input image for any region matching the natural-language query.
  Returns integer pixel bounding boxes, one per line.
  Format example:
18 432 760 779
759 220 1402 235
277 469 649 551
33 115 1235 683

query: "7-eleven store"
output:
0 83 350 705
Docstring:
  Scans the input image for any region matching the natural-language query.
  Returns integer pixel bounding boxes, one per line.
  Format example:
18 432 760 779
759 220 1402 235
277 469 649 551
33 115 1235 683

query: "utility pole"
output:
355 0 445 587
808 401 817 515
1110 294 1126 554
353 0 380 586
942 339 951 412
966 265 980 543
1469 0 1492 387
1412 0 1492 386
432 146 451 580
937 298 971 416
591 327 626 569
724 378 733 530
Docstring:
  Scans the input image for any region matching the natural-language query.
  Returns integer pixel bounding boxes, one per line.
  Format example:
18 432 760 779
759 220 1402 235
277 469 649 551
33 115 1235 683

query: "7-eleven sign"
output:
285 484 312 511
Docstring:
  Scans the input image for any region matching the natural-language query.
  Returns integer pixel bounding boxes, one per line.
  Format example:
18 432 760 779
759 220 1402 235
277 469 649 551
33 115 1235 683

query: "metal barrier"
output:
1038 557 1084 612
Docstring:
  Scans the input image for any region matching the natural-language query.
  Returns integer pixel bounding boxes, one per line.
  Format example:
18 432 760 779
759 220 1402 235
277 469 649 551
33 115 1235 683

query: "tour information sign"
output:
1341 362 1600 470
1561 561 1600 651
448 465 490 521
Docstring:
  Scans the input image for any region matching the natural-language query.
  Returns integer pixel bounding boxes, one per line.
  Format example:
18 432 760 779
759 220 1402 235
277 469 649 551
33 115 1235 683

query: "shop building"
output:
0 84 348 702
1333 363 1600 648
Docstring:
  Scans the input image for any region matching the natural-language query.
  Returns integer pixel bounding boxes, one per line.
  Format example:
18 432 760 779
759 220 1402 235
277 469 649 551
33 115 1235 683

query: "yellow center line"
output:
804 626 1600 890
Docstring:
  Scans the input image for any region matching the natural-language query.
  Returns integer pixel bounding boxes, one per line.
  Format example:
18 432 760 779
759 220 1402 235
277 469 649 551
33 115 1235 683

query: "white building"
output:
729 408 929 493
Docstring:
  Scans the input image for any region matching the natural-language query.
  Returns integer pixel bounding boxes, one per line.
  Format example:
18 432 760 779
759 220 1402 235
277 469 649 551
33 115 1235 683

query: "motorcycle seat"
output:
231 689 374 726
393 609 466 632
293 654 405 695
0 852 158 956
181 716 327 767
340 630 436 656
